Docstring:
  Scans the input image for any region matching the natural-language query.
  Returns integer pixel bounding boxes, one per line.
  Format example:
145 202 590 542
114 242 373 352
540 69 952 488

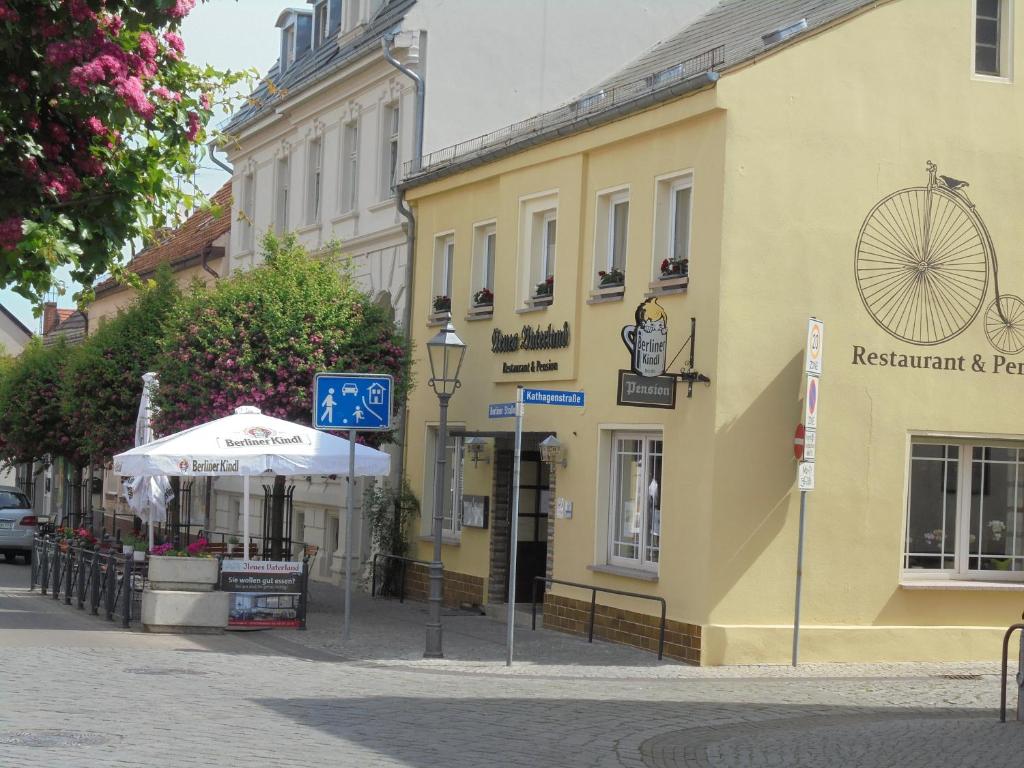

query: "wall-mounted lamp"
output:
539 435 567 469
464 436 490 467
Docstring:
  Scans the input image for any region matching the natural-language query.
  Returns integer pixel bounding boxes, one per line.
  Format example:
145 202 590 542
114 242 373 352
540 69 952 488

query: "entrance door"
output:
508 451 550 602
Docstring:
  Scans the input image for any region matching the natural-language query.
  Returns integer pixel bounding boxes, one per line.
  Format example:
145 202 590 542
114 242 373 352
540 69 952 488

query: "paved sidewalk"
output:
3 563 1024 767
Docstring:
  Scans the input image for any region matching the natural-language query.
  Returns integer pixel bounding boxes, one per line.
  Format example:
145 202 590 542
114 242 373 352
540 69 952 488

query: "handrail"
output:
371 552 431 604
530 576 668 661
1000 619 1024 722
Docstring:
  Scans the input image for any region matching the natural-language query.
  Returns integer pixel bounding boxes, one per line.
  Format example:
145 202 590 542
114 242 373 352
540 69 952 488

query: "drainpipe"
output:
382 32 424 487
200 245 220 279
209 142 232 174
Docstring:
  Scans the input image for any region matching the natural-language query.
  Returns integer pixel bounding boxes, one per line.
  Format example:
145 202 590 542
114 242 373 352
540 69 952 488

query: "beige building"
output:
401 0 1024 664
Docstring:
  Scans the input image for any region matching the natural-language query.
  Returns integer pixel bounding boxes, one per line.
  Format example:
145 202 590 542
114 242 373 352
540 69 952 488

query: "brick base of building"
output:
542 592 701 664
403 563 486 608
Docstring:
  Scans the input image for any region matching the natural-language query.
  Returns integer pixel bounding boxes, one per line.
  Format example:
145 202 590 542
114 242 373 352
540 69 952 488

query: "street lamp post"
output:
424 320 466 658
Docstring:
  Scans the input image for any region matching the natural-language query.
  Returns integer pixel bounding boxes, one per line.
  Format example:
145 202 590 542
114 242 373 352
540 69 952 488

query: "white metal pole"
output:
506 386 525 667
345 430 356 642
243 475 250 561
148 515 154 552
791 489 807 666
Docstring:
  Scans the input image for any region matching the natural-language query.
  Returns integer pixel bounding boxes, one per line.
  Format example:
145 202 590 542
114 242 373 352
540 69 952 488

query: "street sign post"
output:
490 386 585 666
312 372 393 643
793 318 823 668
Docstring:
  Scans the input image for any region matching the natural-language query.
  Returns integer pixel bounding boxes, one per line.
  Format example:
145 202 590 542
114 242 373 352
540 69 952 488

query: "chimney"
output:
42 302 58 335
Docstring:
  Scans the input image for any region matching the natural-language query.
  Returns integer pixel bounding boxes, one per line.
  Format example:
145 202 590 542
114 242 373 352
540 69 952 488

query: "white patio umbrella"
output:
113 405 390 559
122 372 173 552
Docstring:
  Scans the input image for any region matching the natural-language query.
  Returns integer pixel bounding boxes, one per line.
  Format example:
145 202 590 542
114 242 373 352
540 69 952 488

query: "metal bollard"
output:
1000 617 1024 722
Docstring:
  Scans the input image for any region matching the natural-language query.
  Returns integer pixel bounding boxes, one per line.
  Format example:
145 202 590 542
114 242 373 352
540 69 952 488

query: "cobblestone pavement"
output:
2 562 1024 767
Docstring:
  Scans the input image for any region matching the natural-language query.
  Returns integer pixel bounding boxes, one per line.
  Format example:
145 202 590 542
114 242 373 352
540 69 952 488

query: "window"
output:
425 431 464 535
240 172 255 252
470 222 496 310
905 440 1024 578
594 189 629 290
313 1 328 48
306 138 322 225
340 119 359 212
518 193 558 306
281 24 296 72
608 433 662 570
275 156 289 234
976 0 1012 77
382 103 399 199
653 172 692 281
432 233 454 315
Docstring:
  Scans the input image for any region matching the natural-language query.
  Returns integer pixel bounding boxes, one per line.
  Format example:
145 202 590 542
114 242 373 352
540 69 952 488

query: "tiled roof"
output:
94 182 232 296
43 309 87 347
583 0 878 95
55 309 75 324
224 0 416 134
405 0 879 187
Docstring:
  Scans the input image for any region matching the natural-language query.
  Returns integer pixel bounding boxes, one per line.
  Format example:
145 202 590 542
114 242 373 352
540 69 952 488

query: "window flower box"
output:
598 268 625 288
472 287 494 308
432 295 451 314
659 258 688 279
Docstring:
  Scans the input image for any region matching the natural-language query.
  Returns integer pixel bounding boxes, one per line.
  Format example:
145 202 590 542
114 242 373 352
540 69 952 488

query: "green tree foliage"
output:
0 338 79 464
153 234 409 443
62 266 180 464
0 0 247 304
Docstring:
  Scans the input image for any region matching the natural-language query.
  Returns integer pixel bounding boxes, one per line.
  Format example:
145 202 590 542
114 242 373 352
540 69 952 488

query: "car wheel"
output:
3 553 14 563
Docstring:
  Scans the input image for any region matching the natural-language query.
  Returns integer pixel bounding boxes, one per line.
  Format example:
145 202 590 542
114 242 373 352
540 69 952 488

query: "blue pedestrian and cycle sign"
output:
313 373 393 431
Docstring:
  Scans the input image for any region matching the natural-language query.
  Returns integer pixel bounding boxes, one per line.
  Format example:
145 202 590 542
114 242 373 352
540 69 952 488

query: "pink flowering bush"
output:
153 234 410 447
149 536 211 558
0 338 83 466
0 1 247 304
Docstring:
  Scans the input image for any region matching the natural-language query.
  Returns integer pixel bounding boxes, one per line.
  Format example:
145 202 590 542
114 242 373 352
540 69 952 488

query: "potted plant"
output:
598 267 625 288
659 258 688 279
143 537 228 632
473 287 494 307
534 275 554 299
432 295 451 314
122 533 148 562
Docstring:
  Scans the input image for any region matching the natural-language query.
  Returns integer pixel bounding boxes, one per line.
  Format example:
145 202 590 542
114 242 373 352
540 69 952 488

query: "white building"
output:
221 0 717 583
0 305 31 491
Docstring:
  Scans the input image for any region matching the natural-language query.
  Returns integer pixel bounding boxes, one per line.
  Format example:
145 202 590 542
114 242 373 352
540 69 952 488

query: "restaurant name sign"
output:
491 322 570 354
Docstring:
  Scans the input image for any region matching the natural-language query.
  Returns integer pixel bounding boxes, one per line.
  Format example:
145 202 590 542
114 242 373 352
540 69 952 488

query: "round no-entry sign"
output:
794 423 806 461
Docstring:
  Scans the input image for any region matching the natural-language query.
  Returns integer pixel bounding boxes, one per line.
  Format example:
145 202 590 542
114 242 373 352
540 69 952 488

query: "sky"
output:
1 0 285 331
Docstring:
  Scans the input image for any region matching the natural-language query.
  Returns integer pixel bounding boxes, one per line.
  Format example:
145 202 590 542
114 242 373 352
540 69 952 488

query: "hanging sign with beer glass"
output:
618 298 678 408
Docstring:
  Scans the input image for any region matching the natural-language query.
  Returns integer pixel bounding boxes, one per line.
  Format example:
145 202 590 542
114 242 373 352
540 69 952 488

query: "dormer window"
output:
276 9 312 73
313 0 328 48
282 25 296 70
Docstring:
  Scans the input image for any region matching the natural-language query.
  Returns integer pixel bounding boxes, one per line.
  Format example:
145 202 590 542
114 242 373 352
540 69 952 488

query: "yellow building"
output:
400 0 1024 665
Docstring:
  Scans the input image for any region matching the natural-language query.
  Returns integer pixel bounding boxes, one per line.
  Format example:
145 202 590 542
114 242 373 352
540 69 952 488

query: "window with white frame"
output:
470 222 496 309
518 193 558 306
340 119 359 212
608 433 662 569
905 440 1024 578
426 431 464 535
306 137 322 225
975 0 1013 78
594 188 629 289
653 173 692 281
240 172 255 252
281 24 296 72
313 0 328 48
432 233 454 315
382 102 400 199
275 156 290 234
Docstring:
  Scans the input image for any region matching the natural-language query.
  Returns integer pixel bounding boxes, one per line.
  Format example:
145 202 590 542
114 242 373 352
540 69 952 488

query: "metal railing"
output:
404 45 725 180
530 576 668 660
30 536 140 627
1000 616 1024 722
370 553 431 603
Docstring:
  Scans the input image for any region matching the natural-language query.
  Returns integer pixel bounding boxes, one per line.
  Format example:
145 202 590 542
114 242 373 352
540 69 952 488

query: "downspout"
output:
382 32 424 488
200 244 220 279
209 142 232 174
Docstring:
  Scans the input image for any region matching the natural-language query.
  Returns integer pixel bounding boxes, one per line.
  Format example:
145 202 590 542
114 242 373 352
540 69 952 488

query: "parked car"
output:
0 486 37 564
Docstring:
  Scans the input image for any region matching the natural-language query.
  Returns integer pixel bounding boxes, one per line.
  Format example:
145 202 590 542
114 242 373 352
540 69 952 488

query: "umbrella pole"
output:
243 475 250 561
148 514 154 552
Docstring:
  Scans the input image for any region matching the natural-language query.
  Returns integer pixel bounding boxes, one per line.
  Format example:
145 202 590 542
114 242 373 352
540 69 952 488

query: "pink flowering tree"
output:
0 0 246 305
153 233 409 439
0 338 83 466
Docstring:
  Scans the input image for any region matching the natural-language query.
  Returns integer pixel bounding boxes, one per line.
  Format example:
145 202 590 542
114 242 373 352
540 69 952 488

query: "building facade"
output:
220 0 717 584
402 0 1024 664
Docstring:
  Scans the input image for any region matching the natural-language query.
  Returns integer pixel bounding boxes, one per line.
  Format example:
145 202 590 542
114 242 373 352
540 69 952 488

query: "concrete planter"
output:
147 556 219 591
142 556 227 634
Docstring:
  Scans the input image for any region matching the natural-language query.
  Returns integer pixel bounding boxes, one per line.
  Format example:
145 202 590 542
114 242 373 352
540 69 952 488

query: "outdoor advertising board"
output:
221 560 306 629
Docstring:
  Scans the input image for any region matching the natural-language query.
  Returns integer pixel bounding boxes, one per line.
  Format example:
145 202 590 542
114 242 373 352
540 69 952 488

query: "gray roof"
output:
405 0 879 187
584 0 878 96
224 0 416 135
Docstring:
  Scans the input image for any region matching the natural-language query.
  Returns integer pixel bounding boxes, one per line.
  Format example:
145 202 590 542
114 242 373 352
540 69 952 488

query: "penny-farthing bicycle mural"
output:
855 161 1024 354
